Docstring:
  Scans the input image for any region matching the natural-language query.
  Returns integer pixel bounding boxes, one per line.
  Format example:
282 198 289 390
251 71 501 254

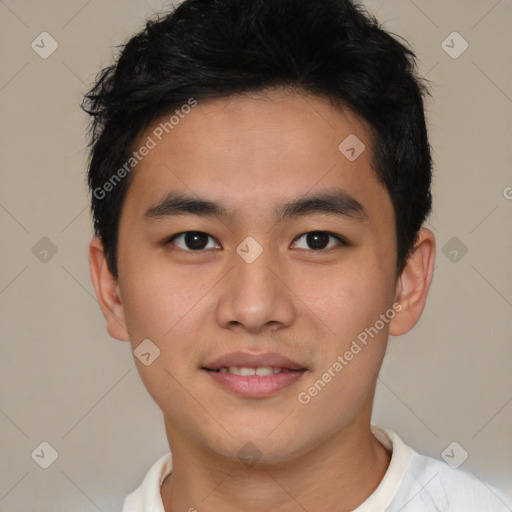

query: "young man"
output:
83 0 512 510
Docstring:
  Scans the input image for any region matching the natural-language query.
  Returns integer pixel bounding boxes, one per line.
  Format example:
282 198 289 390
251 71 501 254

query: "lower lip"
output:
203 369 306 398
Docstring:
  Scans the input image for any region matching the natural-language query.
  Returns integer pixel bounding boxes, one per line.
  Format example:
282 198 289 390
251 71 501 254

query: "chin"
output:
206 428 310 467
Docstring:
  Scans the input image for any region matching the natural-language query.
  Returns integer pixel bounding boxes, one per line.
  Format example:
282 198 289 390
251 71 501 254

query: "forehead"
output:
121 88 393 227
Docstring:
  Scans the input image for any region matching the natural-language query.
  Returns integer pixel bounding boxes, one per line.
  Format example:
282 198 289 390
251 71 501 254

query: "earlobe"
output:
389 228 436 336
88 236 130 341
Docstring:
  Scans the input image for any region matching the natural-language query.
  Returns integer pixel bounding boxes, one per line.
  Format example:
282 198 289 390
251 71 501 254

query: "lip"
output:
204 369 306 398
201 351 308 399
203 351 306 371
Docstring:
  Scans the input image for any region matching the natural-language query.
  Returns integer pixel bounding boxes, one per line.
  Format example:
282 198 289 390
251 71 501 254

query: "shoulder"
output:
122 452 172 512
391 450 512 511
370 426 512 512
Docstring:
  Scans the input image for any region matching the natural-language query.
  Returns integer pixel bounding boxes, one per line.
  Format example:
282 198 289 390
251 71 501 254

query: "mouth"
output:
204 366 302 376
201 351 307 398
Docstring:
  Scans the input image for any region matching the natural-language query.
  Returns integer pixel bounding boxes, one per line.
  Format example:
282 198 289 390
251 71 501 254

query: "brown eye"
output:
167 231 220 251
291 231 346 251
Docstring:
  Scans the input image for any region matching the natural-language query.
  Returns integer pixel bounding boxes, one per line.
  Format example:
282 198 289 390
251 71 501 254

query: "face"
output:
102 88 405 464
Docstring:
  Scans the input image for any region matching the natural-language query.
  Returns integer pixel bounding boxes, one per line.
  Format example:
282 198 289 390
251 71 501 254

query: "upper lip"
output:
203 351 306 371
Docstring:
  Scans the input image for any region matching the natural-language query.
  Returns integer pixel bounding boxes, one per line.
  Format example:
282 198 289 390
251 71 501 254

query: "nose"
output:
215 245 296 334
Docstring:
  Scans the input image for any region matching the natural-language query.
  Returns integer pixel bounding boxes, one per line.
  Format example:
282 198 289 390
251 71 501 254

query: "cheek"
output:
118 272 169 340
303 261 391 340
119 264 203 373
119 255 199 340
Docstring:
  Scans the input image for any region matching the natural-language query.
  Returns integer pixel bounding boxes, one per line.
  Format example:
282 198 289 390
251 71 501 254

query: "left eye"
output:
291 231 346 251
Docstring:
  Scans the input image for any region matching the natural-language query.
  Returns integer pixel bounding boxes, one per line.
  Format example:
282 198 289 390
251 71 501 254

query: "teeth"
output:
217 366 285 376
228 366 241 375
256 367 274 376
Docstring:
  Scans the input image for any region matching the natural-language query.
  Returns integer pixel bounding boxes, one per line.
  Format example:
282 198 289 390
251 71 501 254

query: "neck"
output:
160 420 391 512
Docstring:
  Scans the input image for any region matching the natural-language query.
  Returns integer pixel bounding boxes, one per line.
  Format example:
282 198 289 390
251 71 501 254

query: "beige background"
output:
0 0 511 510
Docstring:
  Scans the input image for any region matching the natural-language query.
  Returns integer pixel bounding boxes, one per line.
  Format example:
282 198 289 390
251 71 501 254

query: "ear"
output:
389 228 436 336
88 236 130 341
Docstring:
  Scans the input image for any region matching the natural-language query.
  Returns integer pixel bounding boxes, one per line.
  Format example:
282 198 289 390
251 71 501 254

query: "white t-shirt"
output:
123 425 512 511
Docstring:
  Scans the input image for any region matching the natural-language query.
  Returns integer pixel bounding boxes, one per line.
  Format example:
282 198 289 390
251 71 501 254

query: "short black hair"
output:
82 0 433 280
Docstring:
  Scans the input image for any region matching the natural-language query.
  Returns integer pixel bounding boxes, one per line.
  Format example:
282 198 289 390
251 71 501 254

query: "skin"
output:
89 87 435 512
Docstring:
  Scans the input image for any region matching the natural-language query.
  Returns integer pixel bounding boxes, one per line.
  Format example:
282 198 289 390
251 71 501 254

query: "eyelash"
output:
164 231 348 252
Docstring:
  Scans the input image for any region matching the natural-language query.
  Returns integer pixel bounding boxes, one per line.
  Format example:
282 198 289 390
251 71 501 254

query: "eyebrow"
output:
143 189 368 223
